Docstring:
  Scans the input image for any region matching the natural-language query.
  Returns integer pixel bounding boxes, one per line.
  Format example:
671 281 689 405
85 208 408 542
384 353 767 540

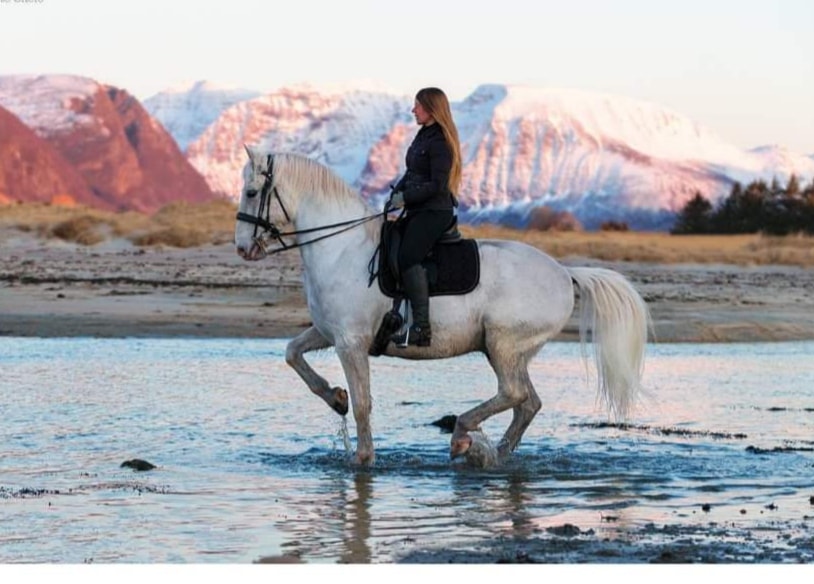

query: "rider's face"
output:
412 100 434 126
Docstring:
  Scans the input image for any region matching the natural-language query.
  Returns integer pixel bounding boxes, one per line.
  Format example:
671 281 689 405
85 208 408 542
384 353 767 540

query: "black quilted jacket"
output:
394 123 455 211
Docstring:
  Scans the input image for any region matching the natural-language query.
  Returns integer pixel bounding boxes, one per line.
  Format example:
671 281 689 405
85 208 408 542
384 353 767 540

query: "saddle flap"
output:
376 225 480 299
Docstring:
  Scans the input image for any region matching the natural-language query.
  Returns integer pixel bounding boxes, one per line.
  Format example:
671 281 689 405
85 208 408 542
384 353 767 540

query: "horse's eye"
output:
246 189 258 199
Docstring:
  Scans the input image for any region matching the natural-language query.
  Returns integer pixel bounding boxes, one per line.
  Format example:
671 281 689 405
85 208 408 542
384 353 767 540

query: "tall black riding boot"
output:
401 264 431 347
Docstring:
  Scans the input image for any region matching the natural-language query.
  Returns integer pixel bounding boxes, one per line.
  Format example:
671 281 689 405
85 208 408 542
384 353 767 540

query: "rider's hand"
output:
390 191 405 209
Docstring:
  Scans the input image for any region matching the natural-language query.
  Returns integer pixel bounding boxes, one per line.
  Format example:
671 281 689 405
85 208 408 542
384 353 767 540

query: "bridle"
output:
235 154 387 256
235 155 291 253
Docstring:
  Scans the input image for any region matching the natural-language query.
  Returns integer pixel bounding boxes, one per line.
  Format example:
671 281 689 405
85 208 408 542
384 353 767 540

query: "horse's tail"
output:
566 267 651 421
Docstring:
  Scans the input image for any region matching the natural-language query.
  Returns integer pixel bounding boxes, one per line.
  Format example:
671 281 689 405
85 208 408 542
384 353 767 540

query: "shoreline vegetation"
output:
2 200 814 343
2 199 814 266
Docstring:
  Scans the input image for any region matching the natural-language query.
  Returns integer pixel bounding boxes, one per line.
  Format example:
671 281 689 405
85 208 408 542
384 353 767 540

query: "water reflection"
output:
262 467 374 563
340 471 373 564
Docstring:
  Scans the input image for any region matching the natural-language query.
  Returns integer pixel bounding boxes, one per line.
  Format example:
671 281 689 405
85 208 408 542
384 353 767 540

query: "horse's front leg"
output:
335 342 374 465
285 326 348 416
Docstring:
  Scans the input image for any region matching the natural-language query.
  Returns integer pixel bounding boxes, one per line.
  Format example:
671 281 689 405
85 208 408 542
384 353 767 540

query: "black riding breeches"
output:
397 209 454 271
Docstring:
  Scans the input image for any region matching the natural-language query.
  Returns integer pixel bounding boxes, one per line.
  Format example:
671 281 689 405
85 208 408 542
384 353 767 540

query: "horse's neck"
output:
294 193 380 281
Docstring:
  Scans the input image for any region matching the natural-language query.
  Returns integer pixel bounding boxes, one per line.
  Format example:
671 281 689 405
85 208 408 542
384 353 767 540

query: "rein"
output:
236 154 387 256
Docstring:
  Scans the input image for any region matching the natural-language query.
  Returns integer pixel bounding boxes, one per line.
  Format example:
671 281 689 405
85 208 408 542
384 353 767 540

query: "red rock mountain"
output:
0 75 217 212
0 105 103 206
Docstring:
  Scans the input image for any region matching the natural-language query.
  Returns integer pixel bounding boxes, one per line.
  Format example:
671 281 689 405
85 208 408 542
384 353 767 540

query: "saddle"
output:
368 216 480 356
372 217 480 298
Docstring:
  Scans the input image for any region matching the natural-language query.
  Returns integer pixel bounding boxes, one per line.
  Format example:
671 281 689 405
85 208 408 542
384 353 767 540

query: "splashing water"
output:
464 430 499 468
338 416 353 459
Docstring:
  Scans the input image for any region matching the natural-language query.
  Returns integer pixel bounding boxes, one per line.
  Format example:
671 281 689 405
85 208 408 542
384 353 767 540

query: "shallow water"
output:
1 337 813 563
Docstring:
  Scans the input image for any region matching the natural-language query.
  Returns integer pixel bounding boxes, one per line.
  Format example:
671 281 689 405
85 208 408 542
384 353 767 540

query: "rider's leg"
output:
397 210 453 347
401 263 431 346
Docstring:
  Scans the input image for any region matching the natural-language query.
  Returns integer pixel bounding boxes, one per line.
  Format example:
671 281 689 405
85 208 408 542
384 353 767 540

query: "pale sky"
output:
1 0 813 153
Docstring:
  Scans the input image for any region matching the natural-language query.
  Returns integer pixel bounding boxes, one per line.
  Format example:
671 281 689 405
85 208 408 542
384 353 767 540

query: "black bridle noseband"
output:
235 154 387 256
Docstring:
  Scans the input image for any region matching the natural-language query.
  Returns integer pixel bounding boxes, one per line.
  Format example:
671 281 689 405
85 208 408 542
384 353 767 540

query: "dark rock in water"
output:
546 523 582 537
121 459 156 471
701 504 712 512
430 414 457 433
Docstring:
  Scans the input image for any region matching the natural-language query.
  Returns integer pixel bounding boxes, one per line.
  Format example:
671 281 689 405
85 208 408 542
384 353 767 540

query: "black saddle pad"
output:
377 238 480 298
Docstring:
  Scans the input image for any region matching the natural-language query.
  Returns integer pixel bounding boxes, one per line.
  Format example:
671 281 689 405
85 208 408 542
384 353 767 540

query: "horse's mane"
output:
273 152 364 206
270 152 380 240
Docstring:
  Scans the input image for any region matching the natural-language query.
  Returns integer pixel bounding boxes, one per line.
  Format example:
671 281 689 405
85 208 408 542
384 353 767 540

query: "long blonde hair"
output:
416 87 461 195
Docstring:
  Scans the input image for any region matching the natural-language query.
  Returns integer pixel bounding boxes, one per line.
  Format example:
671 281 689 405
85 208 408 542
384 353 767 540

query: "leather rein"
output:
235 154 387 256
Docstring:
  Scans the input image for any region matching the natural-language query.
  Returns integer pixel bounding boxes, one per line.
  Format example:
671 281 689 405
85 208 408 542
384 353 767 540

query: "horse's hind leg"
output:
285 326 348 416
497 368 541 459
451 337 533 458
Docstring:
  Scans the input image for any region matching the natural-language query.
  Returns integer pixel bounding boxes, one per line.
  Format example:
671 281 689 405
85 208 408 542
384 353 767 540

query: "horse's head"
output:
235 146 292 261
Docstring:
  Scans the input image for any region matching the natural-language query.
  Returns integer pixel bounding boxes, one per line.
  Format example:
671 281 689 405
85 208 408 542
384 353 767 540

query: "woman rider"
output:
389 87 462 347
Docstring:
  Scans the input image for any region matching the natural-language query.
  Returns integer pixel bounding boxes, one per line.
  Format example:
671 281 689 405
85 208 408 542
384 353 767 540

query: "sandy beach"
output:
2 228 814 343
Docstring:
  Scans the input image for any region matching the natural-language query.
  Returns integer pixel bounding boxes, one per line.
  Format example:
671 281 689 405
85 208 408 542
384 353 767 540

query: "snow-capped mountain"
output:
152 82 813 229
0 74 216 211
747 144 814 178
0 74 100 135
0 103 99 206
450 85 814 227
6 73 810 229
143 80 262 152
184 86 413 198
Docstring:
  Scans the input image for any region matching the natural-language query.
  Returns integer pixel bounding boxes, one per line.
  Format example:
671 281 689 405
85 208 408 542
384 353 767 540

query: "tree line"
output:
672 175 814 235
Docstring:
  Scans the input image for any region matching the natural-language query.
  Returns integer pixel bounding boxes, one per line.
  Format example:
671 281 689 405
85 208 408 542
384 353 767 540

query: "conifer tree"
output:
671 192 712 234
711 182 742 233
786 174 801 197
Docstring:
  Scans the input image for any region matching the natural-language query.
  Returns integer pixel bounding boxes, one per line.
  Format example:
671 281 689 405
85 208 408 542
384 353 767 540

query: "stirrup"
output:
395 324 431 348
370 309 403 356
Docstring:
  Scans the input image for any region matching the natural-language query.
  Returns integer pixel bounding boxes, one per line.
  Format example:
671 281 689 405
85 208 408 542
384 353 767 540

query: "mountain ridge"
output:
159 81 814 228
0 74 217 212
2 74 811 229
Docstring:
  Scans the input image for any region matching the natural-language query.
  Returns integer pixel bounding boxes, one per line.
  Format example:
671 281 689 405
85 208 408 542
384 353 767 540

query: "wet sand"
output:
2 230 814 343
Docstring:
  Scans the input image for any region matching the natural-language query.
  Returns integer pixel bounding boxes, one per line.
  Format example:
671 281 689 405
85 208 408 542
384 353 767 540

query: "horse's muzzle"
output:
236 242 266 261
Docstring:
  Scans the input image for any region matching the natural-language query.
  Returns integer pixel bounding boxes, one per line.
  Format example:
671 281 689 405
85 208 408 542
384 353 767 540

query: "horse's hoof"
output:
353 452 375 466
330 387 349 416
450 435 473 459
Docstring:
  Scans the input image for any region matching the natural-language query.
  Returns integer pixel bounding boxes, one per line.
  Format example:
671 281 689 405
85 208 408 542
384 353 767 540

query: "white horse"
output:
235 149 650 466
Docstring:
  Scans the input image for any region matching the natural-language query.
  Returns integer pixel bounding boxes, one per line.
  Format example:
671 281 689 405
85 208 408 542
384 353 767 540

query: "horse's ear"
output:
243 144 256 165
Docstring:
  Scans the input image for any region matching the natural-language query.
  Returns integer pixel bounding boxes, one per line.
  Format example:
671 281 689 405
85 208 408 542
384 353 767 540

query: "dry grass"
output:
49 215 110 245
2 200 813 265
460 224 814 267
0 199 236 248
129 200 237 247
